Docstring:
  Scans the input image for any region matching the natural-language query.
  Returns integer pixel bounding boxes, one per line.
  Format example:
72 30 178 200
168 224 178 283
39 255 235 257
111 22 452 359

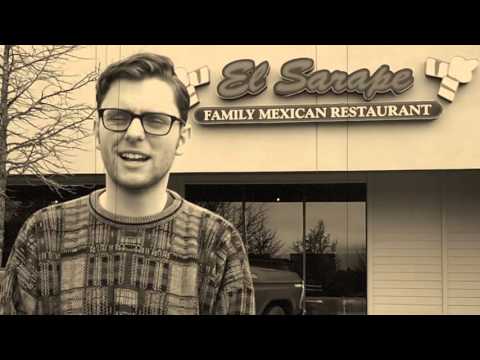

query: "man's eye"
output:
145 114 170 124
111 115 128 121
105 111 129 121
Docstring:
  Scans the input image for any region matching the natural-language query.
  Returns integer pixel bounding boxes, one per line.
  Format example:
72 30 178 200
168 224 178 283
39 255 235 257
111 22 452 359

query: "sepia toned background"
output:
4 45 480 315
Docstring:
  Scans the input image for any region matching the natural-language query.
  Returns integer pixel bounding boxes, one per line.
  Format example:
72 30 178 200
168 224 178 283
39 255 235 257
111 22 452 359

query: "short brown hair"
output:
96 53 190 122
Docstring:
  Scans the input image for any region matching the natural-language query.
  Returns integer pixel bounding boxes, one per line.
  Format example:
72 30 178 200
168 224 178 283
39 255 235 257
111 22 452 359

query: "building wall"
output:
444 172 480 314
171 170 480 314
47 45 480 174
368 171 480 314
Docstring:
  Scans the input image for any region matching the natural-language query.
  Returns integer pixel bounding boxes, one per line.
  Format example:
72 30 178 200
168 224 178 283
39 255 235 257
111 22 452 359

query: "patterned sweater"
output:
0 189 255 315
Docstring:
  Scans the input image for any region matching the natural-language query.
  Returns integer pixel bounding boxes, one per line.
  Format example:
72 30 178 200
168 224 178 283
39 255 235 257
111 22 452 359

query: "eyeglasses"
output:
98 108 185 136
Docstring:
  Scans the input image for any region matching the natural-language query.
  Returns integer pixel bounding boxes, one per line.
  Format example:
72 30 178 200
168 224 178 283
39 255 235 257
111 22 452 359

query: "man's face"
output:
95 78 190 191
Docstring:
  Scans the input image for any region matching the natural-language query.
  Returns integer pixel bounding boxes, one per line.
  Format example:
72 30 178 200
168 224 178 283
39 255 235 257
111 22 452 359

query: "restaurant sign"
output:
216 58 414 101
191 56 478 125
195 101 441 125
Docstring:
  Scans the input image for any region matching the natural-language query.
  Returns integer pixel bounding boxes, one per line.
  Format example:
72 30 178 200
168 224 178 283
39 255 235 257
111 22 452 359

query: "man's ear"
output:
175 123 191 156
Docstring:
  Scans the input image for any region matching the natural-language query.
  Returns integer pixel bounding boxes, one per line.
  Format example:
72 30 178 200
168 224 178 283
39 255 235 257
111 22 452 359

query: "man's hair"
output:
96 53 190 122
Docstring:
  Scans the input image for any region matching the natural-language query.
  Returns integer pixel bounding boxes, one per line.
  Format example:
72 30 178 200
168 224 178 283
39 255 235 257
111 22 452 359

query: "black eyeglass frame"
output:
98 108 186 136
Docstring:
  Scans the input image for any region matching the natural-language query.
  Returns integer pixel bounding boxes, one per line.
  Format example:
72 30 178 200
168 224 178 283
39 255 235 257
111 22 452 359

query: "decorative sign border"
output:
194 101 442 125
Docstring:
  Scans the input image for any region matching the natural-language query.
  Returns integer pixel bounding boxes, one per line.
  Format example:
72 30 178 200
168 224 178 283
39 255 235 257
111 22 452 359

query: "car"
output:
251 266 304 315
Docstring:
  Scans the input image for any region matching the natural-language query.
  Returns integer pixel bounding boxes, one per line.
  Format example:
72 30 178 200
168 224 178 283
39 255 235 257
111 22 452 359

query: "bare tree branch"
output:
196 201 284 257
9 46 77 74
0 45 98 262
7 58 49 108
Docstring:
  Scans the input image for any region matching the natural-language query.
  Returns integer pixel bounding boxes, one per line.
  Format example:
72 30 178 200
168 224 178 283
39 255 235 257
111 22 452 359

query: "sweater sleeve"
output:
0 215 39 315
213 224 255 315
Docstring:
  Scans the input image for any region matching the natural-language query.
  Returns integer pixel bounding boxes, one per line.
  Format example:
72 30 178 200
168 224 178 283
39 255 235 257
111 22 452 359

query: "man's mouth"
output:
118 152 151 161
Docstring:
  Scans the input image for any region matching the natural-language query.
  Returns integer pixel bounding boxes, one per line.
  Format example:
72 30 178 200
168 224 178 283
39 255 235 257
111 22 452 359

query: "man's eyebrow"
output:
101 102 180 116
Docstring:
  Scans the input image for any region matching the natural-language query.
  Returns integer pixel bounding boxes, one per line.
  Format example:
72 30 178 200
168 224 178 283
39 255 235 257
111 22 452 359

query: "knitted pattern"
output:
0 189 255 315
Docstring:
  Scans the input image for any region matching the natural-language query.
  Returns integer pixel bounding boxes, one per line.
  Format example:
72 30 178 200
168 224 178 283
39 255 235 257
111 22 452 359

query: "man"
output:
0 53 255 315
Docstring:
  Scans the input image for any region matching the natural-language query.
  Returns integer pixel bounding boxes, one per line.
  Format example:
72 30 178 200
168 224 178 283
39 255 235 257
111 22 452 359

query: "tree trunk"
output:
0 45 12 266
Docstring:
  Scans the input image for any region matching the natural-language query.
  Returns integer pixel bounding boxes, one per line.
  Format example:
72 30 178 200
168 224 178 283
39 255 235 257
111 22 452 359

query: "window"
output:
186 183 367 315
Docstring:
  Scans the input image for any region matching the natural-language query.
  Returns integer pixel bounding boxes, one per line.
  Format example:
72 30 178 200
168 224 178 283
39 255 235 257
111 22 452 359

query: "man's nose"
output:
124 117 146 141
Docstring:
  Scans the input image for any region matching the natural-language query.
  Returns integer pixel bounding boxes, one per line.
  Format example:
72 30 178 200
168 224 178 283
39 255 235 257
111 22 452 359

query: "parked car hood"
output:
251 266 302 283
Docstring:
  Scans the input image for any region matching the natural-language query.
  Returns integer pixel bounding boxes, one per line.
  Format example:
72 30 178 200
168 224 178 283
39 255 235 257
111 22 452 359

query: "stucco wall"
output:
54 45 480 174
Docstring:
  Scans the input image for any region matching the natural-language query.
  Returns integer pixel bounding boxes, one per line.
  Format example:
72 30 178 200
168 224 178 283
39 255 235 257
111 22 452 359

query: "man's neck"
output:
100 176 170 218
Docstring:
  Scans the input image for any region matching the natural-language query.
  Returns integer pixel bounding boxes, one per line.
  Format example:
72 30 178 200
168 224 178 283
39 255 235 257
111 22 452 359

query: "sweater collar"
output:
88 188 183 227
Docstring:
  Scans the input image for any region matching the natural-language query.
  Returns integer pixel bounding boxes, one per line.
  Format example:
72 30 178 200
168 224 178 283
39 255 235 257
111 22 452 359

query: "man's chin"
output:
111 176 163 192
